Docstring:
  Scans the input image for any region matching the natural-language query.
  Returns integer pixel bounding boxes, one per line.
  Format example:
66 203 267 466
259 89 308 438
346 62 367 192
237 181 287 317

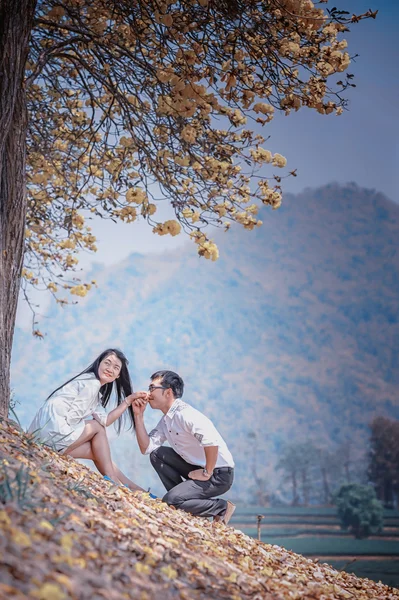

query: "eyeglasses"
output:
148 384 169 393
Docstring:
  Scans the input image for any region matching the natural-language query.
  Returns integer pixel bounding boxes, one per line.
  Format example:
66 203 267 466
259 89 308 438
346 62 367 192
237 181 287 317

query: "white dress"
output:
28 373 107 451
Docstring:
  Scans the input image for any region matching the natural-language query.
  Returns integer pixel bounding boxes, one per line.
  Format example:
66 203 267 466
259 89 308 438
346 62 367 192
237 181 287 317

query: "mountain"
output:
11 183 399 501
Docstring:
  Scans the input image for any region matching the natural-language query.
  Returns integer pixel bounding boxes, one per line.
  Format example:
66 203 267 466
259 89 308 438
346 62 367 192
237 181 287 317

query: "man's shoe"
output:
213 501 236 525
223 501 236 525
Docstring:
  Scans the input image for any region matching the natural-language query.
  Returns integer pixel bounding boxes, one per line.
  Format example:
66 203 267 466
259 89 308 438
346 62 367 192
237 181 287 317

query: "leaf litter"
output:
0 419 398 600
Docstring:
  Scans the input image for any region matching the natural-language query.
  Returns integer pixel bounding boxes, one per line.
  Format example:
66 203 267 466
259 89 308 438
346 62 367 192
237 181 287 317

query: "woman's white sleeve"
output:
65 380 100 427
92 407 108 427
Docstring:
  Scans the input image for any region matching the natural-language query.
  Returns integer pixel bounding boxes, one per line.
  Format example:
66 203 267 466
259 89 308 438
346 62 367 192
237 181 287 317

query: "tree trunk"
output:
301 468 309 506
291 471 298 506
321 466 331 505
0 0 37 417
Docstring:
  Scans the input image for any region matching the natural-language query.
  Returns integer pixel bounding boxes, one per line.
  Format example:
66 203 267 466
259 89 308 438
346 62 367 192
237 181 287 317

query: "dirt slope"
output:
0 420 397 600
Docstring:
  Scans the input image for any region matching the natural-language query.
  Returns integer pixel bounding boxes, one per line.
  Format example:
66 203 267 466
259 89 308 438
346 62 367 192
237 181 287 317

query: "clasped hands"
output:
124 391 149 413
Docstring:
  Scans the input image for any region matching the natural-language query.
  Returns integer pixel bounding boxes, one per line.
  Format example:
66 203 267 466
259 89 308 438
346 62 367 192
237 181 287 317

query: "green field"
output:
327 559 399 589
235 506 399 588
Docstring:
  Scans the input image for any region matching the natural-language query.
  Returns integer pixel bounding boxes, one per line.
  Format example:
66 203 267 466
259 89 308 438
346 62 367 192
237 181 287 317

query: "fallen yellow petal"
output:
161 565 177 579
31 583 66 600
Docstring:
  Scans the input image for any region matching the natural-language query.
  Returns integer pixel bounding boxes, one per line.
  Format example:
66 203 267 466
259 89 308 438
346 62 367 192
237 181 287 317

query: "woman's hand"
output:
125 391 148 407
130 393 149 416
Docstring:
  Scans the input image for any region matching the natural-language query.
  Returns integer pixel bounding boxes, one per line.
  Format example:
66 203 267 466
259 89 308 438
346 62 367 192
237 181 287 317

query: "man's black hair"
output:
151 370 184 399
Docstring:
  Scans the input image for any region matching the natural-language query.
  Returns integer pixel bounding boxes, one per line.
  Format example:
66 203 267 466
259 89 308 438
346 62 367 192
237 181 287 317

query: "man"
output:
132 370 235 524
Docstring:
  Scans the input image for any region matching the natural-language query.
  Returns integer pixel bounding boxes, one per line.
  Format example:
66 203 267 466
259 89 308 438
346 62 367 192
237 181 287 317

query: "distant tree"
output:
248 431 269 506
368 417 399 509
336 441 353 483
317 448 338 505
0 0 375 417
277 441 317 505
296 442 316 506
334 483 384 539
276 443 299 506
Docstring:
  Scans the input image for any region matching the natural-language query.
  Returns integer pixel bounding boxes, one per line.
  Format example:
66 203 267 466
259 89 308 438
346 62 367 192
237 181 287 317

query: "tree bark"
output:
301 468 310 506
321 466 331 505
0 0 37 417
291 471 298 506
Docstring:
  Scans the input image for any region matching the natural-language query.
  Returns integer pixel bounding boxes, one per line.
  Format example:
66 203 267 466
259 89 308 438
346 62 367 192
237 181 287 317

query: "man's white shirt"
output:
144 399 235 468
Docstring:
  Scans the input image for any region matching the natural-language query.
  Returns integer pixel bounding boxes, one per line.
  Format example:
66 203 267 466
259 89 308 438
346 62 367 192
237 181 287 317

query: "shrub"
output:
334 483 384 539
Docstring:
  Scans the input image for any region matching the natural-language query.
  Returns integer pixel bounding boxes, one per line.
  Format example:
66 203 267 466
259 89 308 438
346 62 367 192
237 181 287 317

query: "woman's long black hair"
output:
47 348 135 433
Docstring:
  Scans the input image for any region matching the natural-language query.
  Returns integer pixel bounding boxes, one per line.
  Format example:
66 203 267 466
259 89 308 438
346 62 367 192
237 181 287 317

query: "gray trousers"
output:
150 447 234 518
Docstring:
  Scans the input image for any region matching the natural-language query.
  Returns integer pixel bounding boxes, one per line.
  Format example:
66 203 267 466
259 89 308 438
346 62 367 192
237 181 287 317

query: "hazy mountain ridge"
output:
11 183 399 500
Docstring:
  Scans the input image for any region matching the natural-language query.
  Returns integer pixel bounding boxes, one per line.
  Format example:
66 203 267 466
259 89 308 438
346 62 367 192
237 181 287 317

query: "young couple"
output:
28 349 236 525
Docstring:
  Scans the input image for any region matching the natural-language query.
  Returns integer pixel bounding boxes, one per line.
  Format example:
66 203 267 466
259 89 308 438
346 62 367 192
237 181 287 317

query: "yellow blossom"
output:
70 285 88 297
153 220 181 237
181 125 197 144
250 148 272 164
126 187 147 205
272 153 287 168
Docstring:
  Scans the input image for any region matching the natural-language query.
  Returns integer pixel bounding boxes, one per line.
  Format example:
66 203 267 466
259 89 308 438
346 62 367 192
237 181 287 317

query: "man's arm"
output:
132 397 167 454
132 398 151 454
188 445 219 481
103 392 148 427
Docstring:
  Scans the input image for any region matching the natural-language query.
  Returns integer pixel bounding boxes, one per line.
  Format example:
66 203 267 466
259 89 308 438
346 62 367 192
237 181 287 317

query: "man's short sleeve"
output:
182 408 222 447
144 418 167 454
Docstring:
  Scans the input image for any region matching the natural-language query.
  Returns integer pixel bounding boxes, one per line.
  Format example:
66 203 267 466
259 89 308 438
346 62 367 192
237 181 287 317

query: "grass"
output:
234 506 399 588
237 527 399 538
256 536 399 556
235 506 399 518
0 463 36 509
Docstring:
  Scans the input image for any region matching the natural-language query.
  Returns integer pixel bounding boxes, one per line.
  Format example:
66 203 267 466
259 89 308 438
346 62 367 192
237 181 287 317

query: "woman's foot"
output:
103 475 117 484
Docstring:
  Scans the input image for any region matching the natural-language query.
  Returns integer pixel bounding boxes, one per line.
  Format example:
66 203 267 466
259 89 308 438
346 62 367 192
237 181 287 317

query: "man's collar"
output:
165 398 184 419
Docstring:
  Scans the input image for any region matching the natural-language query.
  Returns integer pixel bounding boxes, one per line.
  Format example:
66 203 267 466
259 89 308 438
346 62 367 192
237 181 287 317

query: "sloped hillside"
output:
0 419 397 600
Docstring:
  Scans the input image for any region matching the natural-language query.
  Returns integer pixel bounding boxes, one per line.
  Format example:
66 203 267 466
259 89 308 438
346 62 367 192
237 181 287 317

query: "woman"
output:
28 348 145 490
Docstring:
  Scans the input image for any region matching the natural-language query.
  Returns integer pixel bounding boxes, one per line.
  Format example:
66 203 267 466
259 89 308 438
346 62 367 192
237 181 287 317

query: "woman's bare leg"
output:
64 422 119 482
63 420 103 454
67 440 144 491
112 464 145 492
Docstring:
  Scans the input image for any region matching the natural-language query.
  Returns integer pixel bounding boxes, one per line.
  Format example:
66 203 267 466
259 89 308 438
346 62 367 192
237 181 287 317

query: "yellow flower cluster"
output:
143 203 157 216
260 187 283 210
70 285 88 297
190 232 219 261
181 126 197 144
58 238 76 250
126 187 147 205
253 103 275 117
65 255 79 267
153 220 181 237
250 148 272 164
199 240 219 261
272 154 287 168
71 213 85 229
115 206 137 223
235 211 262 230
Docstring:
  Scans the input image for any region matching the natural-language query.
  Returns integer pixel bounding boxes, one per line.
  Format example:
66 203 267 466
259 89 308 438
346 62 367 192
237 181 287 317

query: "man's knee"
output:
163 488 183 507
150 447 163 467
